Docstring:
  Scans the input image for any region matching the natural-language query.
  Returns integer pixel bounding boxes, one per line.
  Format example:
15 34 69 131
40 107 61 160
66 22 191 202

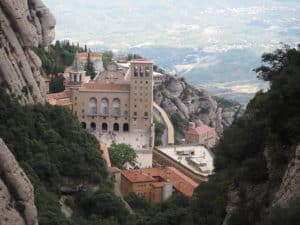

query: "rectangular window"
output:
134 66 138 77
145 66 150 76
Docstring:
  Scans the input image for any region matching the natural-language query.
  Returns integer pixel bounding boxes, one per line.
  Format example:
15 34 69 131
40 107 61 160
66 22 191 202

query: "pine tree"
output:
85 50 96 79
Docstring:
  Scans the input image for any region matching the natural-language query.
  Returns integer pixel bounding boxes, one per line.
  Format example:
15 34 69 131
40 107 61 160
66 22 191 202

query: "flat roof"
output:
155 145 214 177
131 59 153 64
81 83 130 91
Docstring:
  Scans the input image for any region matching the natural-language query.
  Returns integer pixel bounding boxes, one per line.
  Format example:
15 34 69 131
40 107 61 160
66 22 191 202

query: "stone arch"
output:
74 74 77 82
113 123 119 132
101 98 109 115
90 122 96 131
102 123 108 133
123 123 129 132
81 122 86 129
112 98 120 116
89 97 97 115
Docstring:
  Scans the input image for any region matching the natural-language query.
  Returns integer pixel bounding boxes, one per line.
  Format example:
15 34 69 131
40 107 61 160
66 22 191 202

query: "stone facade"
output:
69 59 154 135
48 58 155 167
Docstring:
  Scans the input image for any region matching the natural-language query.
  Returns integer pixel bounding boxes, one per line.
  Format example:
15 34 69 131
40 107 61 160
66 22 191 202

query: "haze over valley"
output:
44 0 300 103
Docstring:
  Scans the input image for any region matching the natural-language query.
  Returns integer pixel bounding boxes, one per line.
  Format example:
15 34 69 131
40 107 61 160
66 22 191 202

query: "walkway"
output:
153 102 175 145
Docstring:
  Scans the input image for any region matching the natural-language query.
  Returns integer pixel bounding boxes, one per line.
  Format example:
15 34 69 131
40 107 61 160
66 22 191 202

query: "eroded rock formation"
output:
0 0 55 104
154 75 243 138
0 138 38 225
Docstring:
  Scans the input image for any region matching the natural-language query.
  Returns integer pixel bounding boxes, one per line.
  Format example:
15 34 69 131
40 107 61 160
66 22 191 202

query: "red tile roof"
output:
121 167 199 197
82 83 130 91
78 52 102 58
121 169 157 183
186 125 214 136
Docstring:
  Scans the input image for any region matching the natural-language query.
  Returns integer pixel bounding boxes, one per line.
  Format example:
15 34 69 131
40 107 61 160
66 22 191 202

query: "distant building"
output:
113 55 128 63
185 123 217 148
153 72 165 87
120 167 199 203
47 56 155 168
78 52 104 75
153 145 214 182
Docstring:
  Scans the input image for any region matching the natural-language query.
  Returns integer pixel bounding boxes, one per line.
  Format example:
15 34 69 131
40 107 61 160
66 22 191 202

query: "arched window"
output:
101 98 109 116
81 122 86 129
89 97 97 115
79 74 82 82
102 123 108 133
113 123 119 132
112 98 120 117
74 74 77 82
90 122 96 131
123 123 129 132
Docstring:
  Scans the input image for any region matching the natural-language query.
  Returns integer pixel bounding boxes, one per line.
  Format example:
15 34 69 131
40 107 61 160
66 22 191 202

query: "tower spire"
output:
72 52 84 72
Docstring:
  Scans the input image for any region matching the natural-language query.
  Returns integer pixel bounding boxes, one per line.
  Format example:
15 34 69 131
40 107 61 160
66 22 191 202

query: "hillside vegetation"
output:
0 86 132 225
123 45 300 225
2 44 299 225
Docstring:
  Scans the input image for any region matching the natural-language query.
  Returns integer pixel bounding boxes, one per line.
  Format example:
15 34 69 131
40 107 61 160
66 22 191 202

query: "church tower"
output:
129 59 154 131
65 52 87 90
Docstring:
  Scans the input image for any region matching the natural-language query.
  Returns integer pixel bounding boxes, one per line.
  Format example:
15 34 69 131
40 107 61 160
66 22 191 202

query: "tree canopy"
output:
108 143 137 168
85 50 96 79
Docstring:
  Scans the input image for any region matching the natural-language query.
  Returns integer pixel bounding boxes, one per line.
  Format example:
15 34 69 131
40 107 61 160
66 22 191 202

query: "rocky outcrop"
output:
154 75 242 138
272 144 300 207
0 0 55 104
222 144 300 224
0 138 38 225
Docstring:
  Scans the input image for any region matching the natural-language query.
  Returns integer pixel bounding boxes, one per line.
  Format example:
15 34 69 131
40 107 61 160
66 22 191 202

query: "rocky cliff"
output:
0 1 55 224
222 144 300 225
0 0 55 104
154 75 244 139
0 138 38 225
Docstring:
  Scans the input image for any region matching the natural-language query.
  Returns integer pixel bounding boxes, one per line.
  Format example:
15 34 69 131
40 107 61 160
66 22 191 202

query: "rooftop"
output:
81 83 130 91
78 52 102 58
131 59 153 64
155 145 214 177
186 125 215 136
121 167 199 197
46 92 72 106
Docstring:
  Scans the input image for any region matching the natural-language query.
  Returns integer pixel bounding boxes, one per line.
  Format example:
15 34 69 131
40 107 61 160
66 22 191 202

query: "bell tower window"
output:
145 66 150 76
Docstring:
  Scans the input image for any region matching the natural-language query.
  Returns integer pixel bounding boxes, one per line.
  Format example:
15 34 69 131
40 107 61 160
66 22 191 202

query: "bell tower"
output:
129 59 153 131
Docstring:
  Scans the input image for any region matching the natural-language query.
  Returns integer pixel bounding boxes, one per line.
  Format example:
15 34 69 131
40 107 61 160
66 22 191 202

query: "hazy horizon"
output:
43 0 300 103
44 0 299 52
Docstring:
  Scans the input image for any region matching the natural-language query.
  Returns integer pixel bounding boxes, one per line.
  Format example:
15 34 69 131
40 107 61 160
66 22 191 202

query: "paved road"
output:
153 103 175 145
